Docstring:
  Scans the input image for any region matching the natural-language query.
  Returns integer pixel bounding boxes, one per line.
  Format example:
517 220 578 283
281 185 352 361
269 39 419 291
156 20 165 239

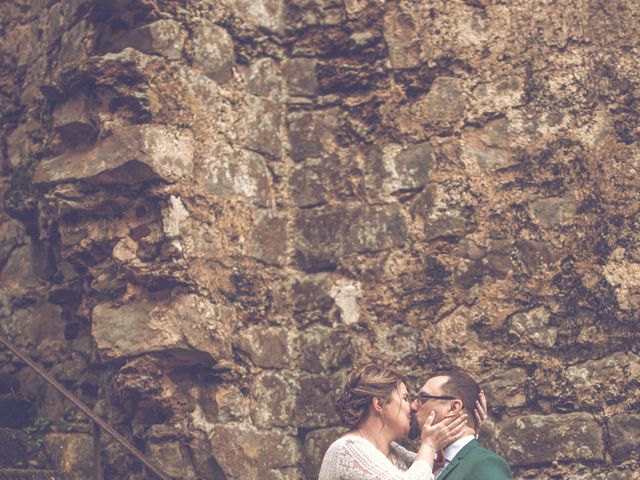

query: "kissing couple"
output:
319 364 512 480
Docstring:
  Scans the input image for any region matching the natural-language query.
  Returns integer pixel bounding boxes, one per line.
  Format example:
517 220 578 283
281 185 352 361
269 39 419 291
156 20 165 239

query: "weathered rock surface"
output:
34 124 195 185
92 295 234 362
208 424 299 479
2 1 640 479
497 413 605 466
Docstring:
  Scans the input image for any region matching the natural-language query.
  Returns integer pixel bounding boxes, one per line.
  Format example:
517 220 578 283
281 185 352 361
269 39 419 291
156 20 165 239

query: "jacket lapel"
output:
437 439 480 480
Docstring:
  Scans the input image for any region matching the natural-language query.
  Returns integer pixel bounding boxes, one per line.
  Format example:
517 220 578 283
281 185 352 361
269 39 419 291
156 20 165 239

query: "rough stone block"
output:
497 413 605 466
199 149 273 207
249 211 288 265
298 326 355 373
287 110 338 162
91 294 233 363
529 192 577 228
428 77 466 122
471 76 526 114
515 239 561 273
411 181 473 240
237 326 292 368
369 142 434 194
294 204 407 271
289 161 328 207
291 273 335 313
209 424 299 479
6 122 36 168
302 427 344 480
33 124 194 186
508 306 557 348
199 383 250 423
564 352 640 408
113 19 185 60
608 414 640 463
250 372 296 428
190 20 235 84
234 0 286 34
294 373 342 428
52 93 97 145
43 433 93 480
482 368 527 409
383 6 421 69
148 441 188 478
283 58 318 97
461 118 516 171
244 95 282 159
246 58 284 100
58 20 91 70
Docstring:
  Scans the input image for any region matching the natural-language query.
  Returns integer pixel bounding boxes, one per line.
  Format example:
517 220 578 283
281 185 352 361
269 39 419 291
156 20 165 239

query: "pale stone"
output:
249 211 287 265
602 247 640 311
33 124 195 185
190 21 235 83
234 0 286 34
161 195 190 239
330 279 362 324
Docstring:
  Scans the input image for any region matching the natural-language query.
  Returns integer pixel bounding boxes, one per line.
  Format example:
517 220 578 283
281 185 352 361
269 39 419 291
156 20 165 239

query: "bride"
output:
318 364 486 480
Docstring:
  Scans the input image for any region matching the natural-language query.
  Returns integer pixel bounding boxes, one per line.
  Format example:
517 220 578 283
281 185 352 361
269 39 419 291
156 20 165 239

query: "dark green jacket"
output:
438 439 512 480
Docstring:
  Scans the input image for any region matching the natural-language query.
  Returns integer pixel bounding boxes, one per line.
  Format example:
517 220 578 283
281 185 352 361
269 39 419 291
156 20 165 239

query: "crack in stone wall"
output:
1 0 640 479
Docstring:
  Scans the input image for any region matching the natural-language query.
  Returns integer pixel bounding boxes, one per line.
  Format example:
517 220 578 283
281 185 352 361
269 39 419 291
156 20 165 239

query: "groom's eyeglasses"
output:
416 393 457 405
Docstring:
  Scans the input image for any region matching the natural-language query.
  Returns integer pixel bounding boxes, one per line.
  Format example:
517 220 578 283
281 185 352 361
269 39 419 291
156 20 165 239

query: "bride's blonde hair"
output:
336 364 405 429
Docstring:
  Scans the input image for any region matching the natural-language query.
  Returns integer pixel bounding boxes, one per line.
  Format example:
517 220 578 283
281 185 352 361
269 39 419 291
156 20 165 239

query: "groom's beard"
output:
409 413 420 440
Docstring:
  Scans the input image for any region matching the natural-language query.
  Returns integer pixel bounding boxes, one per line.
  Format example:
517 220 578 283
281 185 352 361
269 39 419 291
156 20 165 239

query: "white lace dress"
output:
318 435 435 480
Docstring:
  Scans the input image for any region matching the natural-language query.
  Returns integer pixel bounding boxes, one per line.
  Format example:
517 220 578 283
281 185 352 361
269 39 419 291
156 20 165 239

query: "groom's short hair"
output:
432 368 481 429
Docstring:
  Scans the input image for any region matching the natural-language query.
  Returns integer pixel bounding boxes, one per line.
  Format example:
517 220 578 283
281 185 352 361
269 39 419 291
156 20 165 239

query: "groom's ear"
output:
450 399 464 414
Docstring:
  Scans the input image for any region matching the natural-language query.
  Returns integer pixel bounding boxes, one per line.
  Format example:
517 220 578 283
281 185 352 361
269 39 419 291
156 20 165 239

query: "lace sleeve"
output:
337 438 434 480
390 442 418 465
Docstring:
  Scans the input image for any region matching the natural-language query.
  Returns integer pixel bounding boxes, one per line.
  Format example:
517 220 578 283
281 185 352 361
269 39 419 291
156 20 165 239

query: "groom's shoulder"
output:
463 442 512 477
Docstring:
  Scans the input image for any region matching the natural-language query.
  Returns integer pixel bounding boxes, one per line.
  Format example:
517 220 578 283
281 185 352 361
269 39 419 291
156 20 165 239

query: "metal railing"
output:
0 334 173 480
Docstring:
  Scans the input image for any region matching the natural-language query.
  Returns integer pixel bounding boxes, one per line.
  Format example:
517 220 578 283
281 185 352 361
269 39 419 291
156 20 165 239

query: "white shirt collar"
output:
443 435 475 462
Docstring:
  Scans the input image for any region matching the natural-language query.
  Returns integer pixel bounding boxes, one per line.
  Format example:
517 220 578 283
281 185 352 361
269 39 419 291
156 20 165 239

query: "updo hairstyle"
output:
336 364 406 429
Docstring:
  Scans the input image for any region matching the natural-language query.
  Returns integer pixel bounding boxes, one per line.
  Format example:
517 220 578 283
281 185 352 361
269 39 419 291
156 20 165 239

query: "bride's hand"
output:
421 411 468 450
474 390 487 436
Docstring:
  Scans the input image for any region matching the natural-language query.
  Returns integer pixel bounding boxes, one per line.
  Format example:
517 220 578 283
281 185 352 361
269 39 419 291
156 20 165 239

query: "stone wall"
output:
1 0 639 479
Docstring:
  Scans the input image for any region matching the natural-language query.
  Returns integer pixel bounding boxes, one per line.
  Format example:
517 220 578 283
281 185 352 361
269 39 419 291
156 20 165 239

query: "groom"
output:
409 368 512 480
